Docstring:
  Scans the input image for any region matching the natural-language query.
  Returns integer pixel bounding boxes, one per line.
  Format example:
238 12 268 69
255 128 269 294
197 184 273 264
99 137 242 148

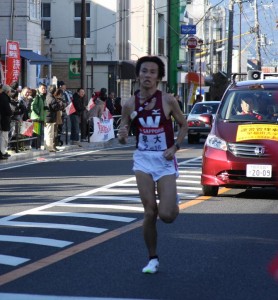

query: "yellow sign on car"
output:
236 124 278 141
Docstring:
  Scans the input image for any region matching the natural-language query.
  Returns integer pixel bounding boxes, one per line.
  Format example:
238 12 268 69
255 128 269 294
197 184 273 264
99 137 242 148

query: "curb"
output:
2 136 136 164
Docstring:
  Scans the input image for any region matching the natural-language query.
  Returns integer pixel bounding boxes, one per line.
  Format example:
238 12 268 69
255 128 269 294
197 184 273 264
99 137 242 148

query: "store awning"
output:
20 50 52 65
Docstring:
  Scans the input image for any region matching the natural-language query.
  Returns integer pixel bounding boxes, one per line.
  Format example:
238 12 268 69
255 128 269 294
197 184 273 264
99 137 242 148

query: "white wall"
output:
48 0 117 63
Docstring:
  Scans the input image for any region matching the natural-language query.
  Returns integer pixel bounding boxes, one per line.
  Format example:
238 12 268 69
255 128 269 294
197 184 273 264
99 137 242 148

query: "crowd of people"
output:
0 81 69 160
0 80 122 160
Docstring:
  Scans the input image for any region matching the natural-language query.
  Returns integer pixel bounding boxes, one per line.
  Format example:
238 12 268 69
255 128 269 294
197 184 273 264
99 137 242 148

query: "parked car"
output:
187 101 220 144
201 73 278 196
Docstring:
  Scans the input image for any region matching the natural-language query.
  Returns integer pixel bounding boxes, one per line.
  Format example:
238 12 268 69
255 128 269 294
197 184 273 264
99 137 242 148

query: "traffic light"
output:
247 70 262 80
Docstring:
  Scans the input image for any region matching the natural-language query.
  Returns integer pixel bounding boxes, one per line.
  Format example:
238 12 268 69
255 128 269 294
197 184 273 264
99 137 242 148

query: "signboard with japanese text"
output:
236 124 278 142
5 40 21 85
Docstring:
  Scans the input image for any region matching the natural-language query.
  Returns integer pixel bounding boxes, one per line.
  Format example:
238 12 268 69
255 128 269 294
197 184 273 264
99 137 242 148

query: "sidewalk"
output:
2 136 136 165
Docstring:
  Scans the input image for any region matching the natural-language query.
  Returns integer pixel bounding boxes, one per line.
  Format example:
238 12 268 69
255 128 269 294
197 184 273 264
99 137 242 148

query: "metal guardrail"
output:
8 120 38 153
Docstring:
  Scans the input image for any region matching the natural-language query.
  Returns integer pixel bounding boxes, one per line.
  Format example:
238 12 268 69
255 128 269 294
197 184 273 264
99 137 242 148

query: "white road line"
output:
0 255 30 266
178 186 202 191
179 157 202 165
28 211 136 223
0 221 107 233
179 170 202 174
0 177 136 223
0 235 72 247
185 166 202 169
56 203 144 212
179 175 200 178
76 195 141 202
98 188 140 194
178 193 199 199
177 180 200 184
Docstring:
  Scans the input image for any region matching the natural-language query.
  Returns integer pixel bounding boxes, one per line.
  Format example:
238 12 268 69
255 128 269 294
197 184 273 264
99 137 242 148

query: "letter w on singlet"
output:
139 116 161 128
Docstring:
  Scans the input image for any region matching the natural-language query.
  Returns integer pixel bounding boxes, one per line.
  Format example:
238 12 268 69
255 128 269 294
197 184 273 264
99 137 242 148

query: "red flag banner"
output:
5 40 21 85
65 102 76 115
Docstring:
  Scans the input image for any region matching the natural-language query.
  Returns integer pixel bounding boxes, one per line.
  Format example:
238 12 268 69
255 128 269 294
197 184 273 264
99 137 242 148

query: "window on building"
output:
29 0 40 20
41 2 51 38
74 2 90 38
158 14 165 55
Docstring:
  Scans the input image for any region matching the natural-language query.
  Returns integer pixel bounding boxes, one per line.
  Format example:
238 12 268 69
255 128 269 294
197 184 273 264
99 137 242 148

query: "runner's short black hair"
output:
135 56 165 80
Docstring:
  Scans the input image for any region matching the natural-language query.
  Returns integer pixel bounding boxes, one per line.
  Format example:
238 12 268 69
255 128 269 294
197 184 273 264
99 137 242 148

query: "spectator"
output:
18 87 32 121
80 96 88 142
106 91 115 115
53 88 66 148
0 85 13 159
30 83 47 148
57 80 71 105
114 97 122 116
113 97 122 136
10 89 26 122
117 56 188 274
70 88 86 145
10 81 19 91
45 84 62 152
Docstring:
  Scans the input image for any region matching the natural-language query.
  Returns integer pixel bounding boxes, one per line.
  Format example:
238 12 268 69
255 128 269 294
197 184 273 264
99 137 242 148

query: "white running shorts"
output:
132 150 179 181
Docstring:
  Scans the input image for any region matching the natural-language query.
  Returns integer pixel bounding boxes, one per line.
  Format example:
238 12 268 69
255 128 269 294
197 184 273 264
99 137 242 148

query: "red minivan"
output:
201 74 278 196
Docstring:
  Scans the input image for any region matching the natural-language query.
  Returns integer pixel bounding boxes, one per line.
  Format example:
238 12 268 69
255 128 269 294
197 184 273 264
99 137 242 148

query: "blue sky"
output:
209 0 278 66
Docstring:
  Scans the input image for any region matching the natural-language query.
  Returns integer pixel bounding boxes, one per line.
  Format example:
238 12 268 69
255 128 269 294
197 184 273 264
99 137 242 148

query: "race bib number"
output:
138 126 167 151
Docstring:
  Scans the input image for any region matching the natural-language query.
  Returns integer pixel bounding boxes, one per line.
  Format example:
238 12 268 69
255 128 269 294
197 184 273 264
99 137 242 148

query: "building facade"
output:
0 0 51 88
40 0 169 101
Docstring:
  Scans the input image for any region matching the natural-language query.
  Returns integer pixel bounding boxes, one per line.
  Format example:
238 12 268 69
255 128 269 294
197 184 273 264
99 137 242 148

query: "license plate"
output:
246 164 272 178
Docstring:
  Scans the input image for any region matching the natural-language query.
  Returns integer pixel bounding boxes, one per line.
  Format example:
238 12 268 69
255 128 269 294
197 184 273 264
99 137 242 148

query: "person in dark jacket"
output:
70 88 86 145
106 91 115 115
0 85 13 159
45 85 61 152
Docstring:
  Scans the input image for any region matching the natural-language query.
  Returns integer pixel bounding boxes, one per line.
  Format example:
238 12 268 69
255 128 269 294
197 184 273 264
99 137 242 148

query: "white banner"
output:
90 117 115 142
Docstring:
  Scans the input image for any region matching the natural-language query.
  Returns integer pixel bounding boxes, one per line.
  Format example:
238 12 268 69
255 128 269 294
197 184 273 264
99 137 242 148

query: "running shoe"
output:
142 258 159 274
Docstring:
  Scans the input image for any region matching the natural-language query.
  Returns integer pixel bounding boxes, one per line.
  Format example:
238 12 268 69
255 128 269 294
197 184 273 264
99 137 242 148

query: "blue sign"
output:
181 24 196 35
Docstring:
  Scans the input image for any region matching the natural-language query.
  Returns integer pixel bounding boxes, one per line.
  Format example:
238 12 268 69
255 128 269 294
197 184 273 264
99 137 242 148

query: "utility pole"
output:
148 0 152 55
238 0 242 74
227 0 234 80
254 0 262 70
81 0 87 93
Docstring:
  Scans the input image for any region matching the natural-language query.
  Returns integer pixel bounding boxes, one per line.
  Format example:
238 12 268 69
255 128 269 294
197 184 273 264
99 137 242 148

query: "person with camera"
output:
0 85 13 159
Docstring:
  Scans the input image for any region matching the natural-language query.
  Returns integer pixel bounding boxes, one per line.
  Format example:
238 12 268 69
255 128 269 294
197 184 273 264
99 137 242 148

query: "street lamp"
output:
198 39 204 99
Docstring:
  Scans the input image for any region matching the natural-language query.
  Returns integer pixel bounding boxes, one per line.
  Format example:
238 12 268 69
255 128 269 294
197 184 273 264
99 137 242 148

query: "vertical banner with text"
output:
5 40 21 85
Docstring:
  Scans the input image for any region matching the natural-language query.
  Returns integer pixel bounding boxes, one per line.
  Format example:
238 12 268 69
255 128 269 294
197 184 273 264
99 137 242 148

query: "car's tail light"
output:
188 120 204 127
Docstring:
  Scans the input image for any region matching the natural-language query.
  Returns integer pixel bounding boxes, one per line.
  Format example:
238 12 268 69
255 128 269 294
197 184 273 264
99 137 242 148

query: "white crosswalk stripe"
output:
0 156 203 267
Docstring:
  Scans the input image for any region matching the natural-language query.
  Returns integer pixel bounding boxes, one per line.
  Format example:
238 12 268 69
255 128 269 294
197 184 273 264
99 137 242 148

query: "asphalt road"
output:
0 141 277 300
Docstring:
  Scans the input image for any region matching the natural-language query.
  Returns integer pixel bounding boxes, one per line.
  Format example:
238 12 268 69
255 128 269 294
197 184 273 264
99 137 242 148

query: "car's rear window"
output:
191 103 219 114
